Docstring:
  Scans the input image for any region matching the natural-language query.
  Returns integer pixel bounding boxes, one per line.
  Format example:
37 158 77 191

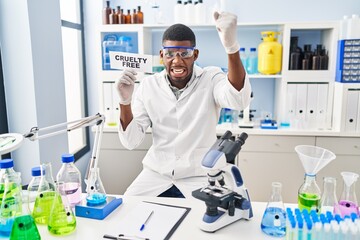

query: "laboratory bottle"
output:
239 48 247 71
32 163 56 225
115 6 121 24
319 49 329 70
289 36 302 70
320 177 339 214
0 159 18 204
109 9 118 24
184 1 194 25
194 0 206 24
124 9 131 24
56 154 82 207
27 166 48 208
347 14 360 39
102 0 112 24
48 182 76 236
302 44 313 70
118 9 125 24
0 171 22 237
258 31 282 75
260 182 286 237
298 174 321 213
312 45 322 70
336 172 359 218
246 48 258 74
132 9 138 24
137 6 144 24
174 0 183 23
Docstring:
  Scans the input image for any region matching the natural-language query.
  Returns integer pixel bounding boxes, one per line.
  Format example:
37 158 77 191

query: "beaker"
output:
31 163 56 224
85 167 107 206
47 182 76 235
298 174 321 212
260 182 286 237
0 173 23 237
320 177 339 214
336 172 359 217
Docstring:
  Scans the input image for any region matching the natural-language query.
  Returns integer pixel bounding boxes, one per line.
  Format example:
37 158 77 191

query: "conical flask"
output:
0 172 23 237
336 172 359 217
295 145 336 212
85 167 107 206
260 182 286 237
320 177 339 214
10 195 41 240
31 163 56 224
47 181 76 235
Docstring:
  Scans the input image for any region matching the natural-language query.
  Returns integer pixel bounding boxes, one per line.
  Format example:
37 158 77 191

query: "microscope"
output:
192 131 253 232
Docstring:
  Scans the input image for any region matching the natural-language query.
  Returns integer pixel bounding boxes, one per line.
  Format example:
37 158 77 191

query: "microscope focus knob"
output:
236 198 251 210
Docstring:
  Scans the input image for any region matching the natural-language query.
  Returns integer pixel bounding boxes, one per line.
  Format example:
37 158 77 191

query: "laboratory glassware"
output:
295 145 336 212
246 48 258 74
320 177 339 214
0 172 22 237
56 153 82 207
31 163 56 224
260 182 286 237
336 171 359 217
48 182 76 235
0 159 17 204
102 0 111 24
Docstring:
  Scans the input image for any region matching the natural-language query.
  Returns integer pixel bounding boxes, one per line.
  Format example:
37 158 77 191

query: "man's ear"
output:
159 49 163 58
193 49 199 61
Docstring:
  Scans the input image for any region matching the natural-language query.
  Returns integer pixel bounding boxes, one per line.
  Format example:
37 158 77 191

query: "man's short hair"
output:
162 24 196 47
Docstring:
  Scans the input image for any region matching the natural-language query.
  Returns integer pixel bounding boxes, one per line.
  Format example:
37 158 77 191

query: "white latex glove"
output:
115 69 137 105
213 11 240 54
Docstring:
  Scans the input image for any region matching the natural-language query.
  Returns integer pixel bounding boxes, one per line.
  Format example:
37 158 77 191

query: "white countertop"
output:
0 195 294 240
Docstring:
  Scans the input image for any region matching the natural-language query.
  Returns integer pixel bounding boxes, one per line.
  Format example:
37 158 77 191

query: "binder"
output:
103 82 114 125
356 90 360 132
316 83 329 130
345 89 359 132
296 84 308 128
306 83 318 130
286 83 297 127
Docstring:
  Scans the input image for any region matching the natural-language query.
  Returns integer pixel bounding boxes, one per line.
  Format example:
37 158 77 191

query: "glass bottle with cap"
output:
56 154 82 207
0 159 19 204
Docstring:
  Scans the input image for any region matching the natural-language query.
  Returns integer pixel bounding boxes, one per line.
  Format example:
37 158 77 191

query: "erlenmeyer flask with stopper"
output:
295 145 336 212
31 163 56 224
48 181 76 235
10 193 41 240
0 160 23 237
336 172 359 217
260 182 286 237
320 177 339 214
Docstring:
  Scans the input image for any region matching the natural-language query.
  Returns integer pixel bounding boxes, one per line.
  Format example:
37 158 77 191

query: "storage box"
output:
336 39 360 83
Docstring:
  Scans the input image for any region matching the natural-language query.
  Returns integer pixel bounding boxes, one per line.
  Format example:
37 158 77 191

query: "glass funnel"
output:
335 172 359 217
260 182 286 237
47 182 76 236
295 145 336 212
320 177 339 214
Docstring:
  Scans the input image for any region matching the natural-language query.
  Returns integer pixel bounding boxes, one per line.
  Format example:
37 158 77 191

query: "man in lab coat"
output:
115 12 251 198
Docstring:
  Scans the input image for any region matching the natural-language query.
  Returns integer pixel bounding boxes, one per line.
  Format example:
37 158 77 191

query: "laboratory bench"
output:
0 195 292 240
97 125 360 204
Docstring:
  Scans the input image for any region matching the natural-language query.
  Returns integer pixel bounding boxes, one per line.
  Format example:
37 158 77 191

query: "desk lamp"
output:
0 113 122 220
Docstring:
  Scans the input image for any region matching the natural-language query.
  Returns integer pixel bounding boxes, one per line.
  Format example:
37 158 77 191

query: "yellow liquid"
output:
32 191 56 224
47 194 76 235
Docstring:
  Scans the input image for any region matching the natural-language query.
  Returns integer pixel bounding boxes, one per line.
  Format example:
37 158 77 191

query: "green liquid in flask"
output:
47 194 76 235
32 191 56 224
10 215 41 240
298 193 320 212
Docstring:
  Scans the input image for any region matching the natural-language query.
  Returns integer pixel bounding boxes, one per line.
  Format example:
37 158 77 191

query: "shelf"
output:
248 74 282 79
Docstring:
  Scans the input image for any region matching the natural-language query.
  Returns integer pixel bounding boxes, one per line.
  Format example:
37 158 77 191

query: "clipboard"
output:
115 201 191 240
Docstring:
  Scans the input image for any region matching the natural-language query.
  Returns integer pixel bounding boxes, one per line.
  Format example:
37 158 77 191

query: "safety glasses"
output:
162 46 195 59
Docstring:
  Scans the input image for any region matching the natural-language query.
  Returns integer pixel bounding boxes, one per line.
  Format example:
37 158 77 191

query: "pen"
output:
140 210 154 231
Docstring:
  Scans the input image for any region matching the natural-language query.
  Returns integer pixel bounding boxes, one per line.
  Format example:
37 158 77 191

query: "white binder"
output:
306 83 318 130
345 89 359 132
296 83 308 128
316 84 329 130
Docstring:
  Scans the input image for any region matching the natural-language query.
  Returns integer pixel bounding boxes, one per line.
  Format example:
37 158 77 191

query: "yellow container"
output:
258 31 282 75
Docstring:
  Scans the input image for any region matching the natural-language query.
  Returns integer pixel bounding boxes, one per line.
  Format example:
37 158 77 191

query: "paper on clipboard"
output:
116 201 190 240
109 51 153 73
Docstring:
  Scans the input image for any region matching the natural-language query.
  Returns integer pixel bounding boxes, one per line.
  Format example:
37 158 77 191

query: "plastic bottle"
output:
289 36 302 70
137 6 144 24
347 14 360 39
339 15 349 40
258 31 282 75
320 49 329 70
102 1 112 24
246 47 258 74
320 177 339 214
239 48 247 71
312 45 322 70
302 44 313 70
195 0 206 24
261 182 286 237
174 0 183 23
184 1 194 25
56 154 82 207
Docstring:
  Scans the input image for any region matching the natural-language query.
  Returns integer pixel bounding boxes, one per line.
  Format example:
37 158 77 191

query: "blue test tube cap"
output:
295 208 301 217
351 213 358 221
334 214 342 223
290 218 296 228
61 153 75 163
320 214 328 224
286 208 294 216
311 211 320 223
0 159 14 168
31 166 45 177
326 211 334 221
305 219 313 230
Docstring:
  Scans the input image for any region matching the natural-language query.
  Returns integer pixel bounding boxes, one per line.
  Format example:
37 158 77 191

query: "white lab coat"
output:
118 65 251 198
